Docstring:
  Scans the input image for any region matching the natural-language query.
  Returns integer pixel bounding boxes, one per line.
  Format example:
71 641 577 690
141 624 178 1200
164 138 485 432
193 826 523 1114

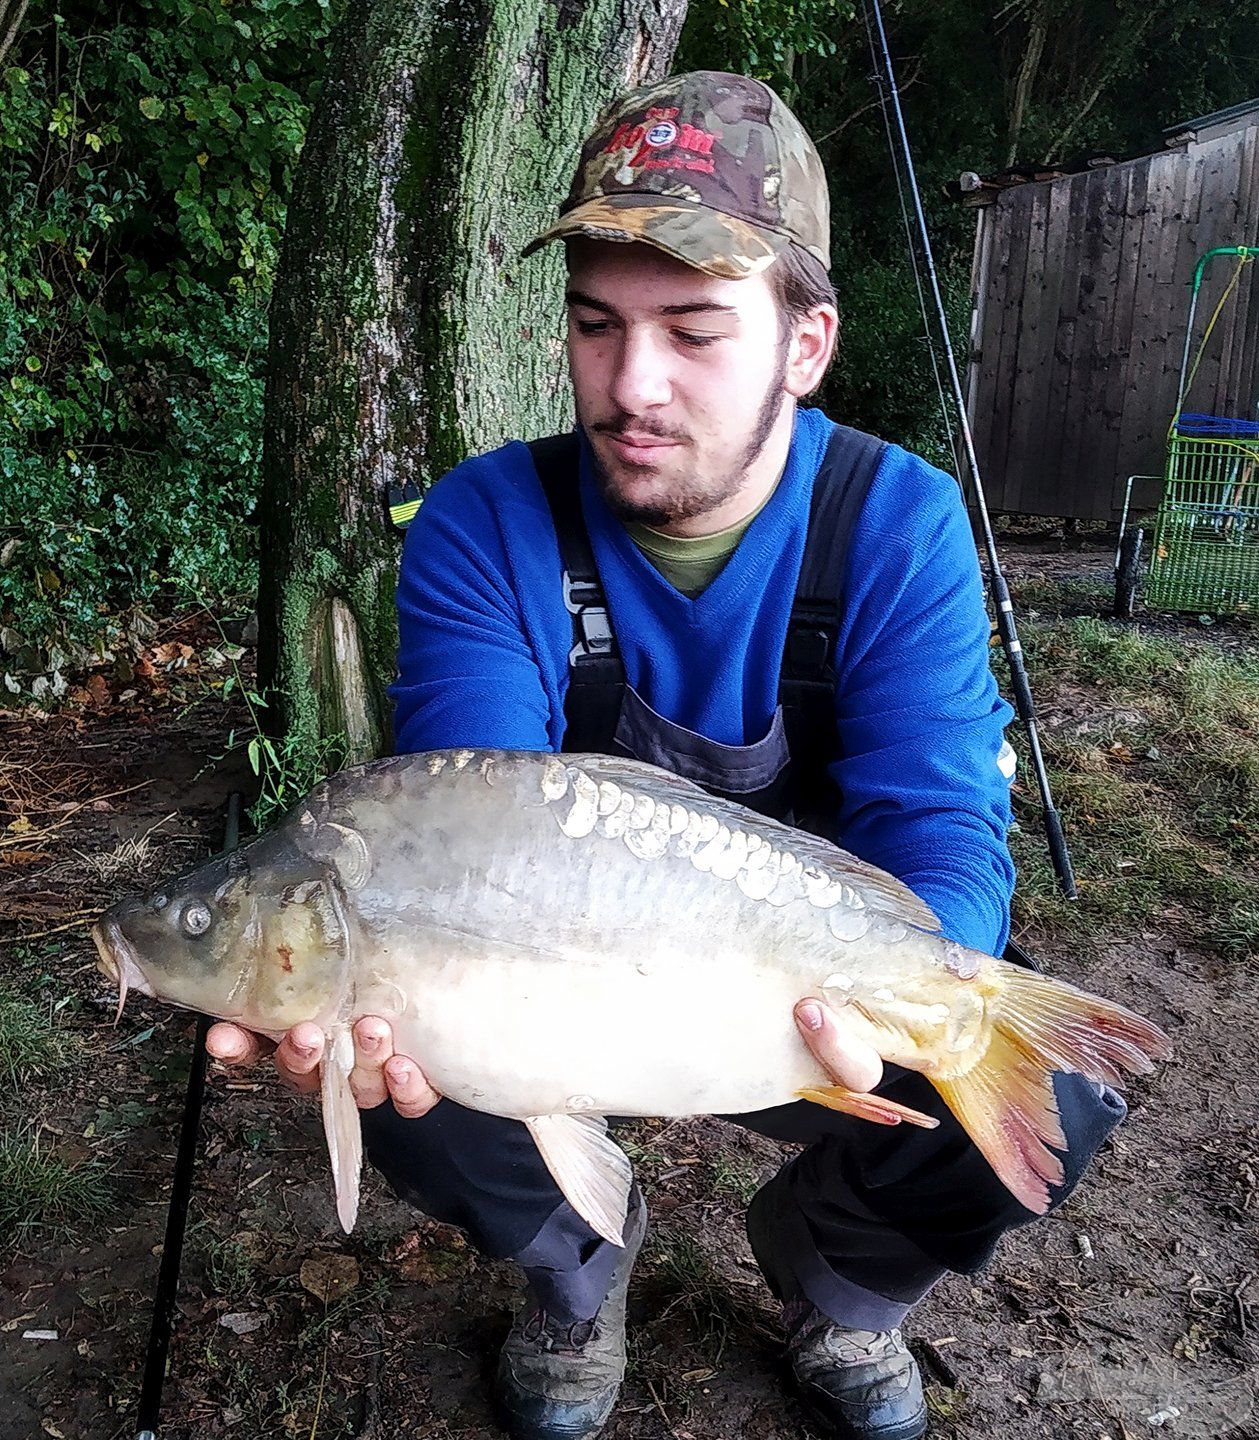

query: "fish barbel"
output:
91 749 1171 1245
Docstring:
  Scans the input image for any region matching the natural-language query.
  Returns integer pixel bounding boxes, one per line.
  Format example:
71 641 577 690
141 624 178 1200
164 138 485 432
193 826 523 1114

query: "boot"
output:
494 1187 647 1440
787 1305 928 1440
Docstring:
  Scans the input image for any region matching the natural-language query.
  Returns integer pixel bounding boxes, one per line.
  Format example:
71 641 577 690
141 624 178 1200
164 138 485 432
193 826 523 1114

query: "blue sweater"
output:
389 406 1016 956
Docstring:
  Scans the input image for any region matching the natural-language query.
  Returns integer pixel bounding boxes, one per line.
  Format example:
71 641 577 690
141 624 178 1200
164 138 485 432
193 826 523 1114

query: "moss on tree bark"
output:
257 0 688 766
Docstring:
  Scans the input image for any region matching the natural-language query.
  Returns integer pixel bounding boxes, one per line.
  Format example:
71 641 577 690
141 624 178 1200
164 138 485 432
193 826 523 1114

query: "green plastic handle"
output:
1191 246 1259 295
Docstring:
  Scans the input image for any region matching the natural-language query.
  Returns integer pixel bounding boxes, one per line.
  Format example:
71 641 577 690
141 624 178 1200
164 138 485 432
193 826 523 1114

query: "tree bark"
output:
257 0 688 765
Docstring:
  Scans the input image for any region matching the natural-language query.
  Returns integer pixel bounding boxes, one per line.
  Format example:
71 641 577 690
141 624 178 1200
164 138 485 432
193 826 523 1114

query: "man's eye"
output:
574 319 608 336
676 332 720 349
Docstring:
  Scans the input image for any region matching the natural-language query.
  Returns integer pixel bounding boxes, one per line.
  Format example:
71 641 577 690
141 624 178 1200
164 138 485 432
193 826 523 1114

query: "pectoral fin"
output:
524 1114 633 1248
798 1083 941 1130
319 1025 363 1233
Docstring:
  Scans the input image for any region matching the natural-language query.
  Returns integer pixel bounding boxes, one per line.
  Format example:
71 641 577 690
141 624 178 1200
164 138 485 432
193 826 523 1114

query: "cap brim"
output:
521 194 790 280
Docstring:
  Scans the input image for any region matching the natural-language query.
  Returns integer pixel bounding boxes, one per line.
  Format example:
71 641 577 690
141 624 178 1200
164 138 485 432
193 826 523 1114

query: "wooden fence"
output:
964 114 1259 520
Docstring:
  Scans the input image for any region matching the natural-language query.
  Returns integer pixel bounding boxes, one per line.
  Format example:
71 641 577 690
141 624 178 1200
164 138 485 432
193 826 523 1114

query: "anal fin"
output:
525 1113 633 1248
319 1025 363 1233
797 1084 941 1130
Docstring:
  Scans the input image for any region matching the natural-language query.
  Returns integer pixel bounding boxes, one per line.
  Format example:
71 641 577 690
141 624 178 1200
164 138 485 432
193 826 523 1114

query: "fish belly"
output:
363 938 833 1121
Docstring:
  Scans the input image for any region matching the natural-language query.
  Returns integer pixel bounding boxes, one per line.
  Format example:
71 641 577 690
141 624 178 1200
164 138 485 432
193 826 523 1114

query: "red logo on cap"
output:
603 106 720 175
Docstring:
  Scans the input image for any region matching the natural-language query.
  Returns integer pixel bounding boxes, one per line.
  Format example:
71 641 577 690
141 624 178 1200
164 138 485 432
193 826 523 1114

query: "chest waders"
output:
528 425 885 829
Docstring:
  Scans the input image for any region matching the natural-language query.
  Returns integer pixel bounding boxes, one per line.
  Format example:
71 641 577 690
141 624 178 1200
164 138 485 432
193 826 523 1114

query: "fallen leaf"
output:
2 848 52 865
150 641 197 668
299 1252 359 1304
219 1311 267 1335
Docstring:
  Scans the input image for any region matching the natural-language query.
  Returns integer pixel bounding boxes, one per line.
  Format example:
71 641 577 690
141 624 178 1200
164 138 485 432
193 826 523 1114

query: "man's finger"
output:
348 1016 394 1109
384 1056 441 1119
274 1022 325 1095
206 1022 275 1069
795 999 884 1094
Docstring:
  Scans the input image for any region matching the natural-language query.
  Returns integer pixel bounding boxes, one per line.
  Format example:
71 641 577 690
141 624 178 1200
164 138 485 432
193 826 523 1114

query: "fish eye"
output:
181 902 212 937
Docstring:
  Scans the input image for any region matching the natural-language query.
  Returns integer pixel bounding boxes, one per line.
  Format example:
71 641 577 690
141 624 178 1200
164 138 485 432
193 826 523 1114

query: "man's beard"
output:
588 344 789 529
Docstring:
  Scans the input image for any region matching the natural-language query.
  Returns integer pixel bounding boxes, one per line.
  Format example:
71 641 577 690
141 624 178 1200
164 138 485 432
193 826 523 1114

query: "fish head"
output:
91 831 354 1032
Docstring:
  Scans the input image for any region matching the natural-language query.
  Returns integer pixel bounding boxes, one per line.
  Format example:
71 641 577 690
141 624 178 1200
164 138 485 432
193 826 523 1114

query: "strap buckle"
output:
562 569 618 665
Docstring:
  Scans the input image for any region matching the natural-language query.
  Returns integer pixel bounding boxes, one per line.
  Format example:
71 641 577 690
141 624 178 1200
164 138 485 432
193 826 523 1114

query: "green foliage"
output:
216 658 346 831
1 0 345 693
677 0 853 99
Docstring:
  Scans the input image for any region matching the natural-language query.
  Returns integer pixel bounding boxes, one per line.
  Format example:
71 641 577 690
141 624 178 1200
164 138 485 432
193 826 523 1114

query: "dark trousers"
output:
361 1069 1126 1331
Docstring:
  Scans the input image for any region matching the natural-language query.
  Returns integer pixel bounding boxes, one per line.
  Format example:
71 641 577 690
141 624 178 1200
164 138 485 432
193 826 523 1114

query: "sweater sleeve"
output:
831 448 1016 956
387 454 557 755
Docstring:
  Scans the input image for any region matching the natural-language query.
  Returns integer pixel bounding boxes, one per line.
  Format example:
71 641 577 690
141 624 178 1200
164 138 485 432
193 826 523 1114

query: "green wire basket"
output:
1139 247 1259 616
1145 427 1259 614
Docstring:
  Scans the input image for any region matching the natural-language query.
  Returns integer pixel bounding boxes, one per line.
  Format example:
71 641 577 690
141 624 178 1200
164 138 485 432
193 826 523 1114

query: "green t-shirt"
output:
624 479 779 598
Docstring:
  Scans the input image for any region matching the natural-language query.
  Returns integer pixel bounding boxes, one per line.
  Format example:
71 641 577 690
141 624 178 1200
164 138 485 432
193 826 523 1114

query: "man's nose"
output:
609 328 672 415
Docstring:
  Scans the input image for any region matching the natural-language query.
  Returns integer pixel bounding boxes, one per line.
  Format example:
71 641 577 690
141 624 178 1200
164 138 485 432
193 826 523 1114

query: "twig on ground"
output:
1234 1271 1253 1337
0 780 153 848
352 1323 383 1440
11 913 97 942
916 1337 959 1387
645 1378 672 1428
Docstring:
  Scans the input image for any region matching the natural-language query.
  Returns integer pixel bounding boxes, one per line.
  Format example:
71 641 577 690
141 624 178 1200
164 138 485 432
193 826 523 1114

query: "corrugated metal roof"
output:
1163 96 1259 142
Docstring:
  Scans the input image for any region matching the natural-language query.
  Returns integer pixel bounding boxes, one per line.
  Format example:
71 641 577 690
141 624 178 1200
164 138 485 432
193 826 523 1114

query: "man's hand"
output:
793 999 883 1093
205 1017 441 1119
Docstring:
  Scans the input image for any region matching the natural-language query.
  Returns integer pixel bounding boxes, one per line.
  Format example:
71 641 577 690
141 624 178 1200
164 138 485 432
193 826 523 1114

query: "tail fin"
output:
932 966 1171 1215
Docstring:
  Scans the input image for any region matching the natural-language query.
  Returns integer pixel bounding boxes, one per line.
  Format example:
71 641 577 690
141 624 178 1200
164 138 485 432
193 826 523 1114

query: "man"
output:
210 71 1125 1440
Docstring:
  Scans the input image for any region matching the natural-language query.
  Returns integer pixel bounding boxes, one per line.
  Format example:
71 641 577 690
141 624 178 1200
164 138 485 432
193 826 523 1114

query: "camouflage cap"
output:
521 70 830 280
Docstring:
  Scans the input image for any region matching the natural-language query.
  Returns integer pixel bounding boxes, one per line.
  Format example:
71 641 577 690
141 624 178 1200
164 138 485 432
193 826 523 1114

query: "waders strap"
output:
527 432 624 752
780 424 887 819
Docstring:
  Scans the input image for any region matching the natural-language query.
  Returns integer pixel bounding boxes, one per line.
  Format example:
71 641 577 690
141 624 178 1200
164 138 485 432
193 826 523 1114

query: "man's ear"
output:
785 305 839 399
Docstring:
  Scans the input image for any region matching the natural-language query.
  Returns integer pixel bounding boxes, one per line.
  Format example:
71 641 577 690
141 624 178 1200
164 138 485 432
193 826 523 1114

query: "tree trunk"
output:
257 0 688 766
1004 1 1048 168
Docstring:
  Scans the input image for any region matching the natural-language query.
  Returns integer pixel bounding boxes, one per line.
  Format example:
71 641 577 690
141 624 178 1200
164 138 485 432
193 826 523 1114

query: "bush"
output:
1 0 343 695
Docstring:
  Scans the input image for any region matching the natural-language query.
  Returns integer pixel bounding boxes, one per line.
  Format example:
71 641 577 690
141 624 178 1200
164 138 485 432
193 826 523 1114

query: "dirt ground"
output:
1 546 1256 1440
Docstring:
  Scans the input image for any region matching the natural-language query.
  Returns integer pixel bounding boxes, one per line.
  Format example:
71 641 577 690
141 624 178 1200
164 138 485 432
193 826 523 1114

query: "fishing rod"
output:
859 0 1078 902
135 791 241 1440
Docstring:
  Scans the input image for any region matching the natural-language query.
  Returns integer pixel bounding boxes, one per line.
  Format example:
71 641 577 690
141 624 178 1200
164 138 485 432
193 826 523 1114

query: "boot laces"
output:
520 1306 598 1353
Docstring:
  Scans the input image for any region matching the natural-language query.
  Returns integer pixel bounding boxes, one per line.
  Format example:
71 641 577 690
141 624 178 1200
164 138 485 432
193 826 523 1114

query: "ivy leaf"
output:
138 96 164 120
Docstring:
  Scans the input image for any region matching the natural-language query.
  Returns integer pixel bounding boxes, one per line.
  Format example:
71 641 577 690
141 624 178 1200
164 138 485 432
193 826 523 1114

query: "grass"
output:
1009 572 1113 615
193 1225 264 1299
0 990 72 1089
709 1156 763 1207
0 1125 114 1240
998 615 1259 961
645 1226 773 1366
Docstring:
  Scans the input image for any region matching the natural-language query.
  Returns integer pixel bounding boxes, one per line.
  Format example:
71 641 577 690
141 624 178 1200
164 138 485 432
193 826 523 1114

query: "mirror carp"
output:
91 748 1171 1246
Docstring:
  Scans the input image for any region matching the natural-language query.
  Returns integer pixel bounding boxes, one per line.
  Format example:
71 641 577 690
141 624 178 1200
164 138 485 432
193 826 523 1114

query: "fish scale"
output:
91 749 1172 1246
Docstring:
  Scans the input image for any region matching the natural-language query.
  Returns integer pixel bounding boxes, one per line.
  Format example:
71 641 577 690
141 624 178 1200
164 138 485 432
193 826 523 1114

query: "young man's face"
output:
564 239 833 531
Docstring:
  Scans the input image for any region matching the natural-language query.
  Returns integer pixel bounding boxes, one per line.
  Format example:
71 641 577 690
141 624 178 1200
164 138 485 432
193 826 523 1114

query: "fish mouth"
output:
91 918 153 1024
